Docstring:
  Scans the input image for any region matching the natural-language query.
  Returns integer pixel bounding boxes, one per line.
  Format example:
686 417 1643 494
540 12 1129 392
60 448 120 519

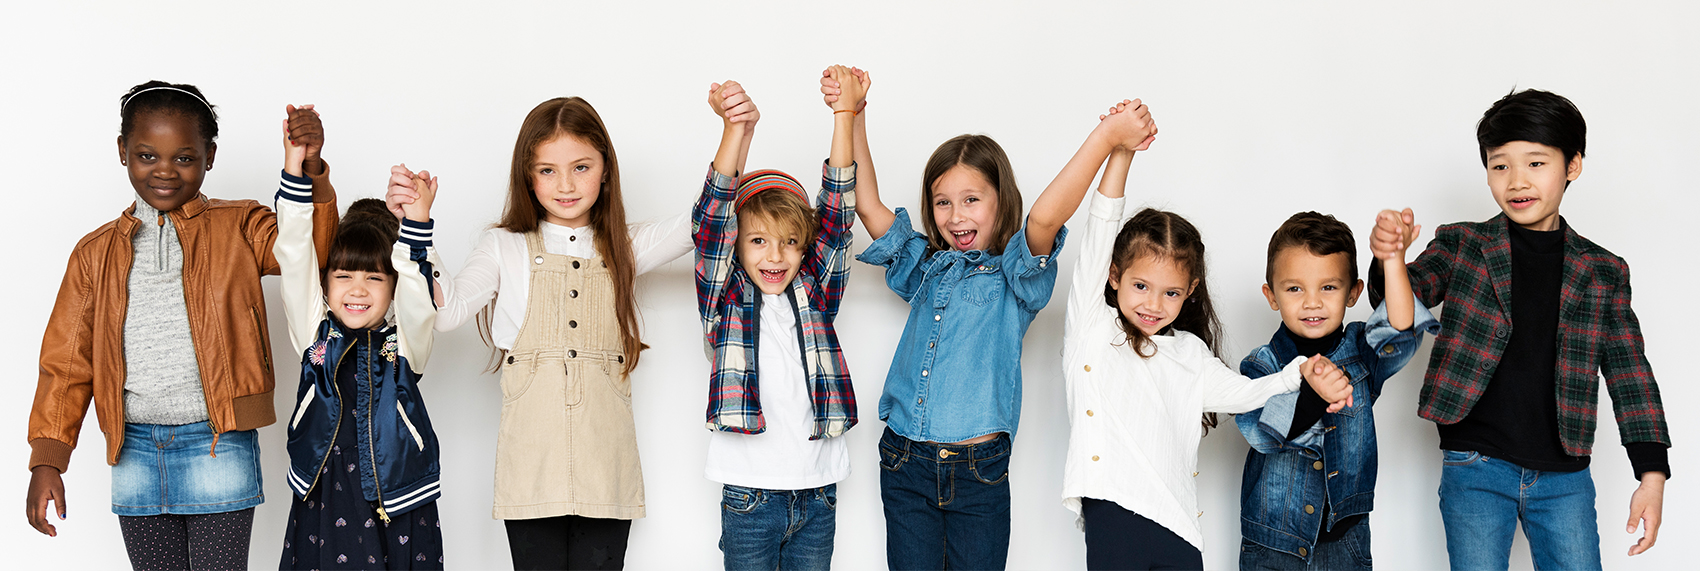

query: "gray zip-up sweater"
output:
123 196 209 425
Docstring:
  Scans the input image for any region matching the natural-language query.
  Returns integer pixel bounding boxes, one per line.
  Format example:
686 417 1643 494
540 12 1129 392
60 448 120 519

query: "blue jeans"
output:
110 422 263 516
878 427 1012 570
1239 519 1372 570
720 484 837 571
1438 450 1601 571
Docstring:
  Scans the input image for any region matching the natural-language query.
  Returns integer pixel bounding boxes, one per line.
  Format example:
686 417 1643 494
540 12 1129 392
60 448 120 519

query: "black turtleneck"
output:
1280 326 1364 542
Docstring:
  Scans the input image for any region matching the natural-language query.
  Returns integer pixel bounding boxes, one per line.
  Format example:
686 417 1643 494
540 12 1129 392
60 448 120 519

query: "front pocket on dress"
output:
959 272 1002 306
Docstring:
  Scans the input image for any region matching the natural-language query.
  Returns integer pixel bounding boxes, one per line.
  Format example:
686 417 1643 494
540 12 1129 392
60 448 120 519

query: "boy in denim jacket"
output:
1236 212 1438 570
1369 89 1670 569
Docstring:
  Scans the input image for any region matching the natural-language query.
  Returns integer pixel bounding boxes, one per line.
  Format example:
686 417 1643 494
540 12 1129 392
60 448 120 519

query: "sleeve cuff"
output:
1088 192 1126 221
707 164 739 199
399 218 435 248
29 438 72 473
1626 442 1671 481
1277 355 1309 392
856 207 918 266
277 170 315 204
1004 218 1068 274
822 160 856 191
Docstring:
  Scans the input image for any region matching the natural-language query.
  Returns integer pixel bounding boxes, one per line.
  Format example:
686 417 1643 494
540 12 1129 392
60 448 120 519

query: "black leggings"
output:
1082 498 1203 570
504 515 632 570
118 508 255 571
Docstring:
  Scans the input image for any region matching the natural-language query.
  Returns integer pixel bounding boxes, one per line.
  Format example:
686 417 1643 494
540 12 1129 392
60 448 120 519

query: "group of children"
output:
23 69 1668 571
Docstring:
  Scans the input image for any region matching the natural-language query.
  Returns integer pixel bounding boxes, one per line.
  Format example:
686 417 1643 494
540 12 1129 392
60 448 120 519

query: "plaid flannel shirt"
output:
1372 214 1668 455
693 163 858 440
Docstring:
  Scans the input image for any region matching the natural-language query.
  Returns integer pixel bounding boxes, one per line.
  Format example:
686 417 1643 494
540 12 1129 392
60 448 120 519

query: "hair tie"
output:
122 86 214 114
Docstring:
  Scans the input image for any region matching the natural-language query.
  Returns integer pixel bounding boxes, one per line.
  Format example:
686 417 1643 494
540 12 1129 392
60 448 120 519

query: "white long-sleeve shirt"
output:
435 212 694 349
1060 190 1305 552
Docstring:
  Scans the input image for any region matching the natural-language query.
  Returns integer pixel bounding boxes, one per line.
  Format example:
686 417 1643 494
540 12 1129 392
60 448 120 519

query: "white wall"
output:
4 2 1694 569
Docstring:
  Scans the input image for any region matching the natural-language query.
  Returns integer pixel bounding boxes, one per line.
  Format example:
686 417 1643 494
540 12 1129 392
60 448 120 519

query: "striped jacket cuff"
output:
277 170 314 203
399 218 434 248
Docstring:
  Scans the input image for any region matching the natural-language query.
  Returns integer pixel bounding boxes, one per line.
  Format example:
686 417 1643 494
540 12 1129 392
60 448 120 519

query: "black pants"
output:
1082 498 1202 570
504 515 632 570
118 508 255 571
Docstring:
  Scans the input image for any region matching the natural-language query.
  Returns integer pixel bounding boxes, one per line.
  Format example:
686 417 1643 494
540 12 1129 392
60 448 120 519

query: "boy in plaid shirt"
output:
1370 89 1669 570
693 66 865 570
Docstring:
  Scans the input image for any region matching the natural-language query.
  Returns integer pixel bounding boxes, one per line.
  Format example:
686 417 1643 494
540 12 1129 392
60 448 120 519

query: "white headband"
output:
122 86 214 114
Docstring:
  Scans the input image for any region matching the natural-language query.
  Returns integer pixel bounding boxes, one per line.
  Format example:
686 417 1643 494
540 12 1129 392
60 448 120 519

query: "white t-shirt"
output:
434 213 693 349
704 293 851 490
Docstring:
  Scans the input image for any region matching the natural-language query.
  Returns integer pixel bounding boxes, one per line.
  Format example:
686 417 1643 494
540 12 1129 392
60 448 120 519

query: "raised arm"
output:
393 173 441 372
1369 208 1422 330
275 120 329 357
1026 100 1157 255
709 80 758 178
695 80 758 324
821 68 890 238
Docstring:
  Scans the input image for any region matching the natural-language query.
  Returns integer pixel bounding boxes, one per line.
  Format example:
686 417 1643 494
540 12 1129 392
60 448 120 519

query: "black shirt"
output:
1437 218 1586 472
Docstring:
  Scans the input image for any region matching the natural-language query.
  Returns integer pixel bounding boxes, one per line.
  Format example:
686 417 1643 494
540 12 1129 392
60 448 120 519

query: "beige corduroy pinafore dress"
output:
492 231 644 520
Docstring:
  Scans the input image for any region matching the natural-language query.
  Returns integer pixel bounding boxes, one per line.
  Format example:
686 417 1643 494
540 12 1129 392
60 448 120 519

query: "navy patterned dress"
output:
280 360 443 570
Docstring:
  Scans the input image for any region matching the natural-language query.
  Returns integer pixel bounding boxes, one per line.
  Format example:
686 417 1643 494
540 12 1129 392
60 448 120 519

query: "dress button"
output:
1086 410 1094 417
1313 461 1323 470
572 260 581 269
1298 547 1309 557
934 314 941 321
1304 505 1315 514
929 342 935 348
506 355 515 365
616 355 624 364
534 256 544 265
569 320 578 328
570 290 579 298
917 397 923 405
1091 455 1100 462
921 370 929 377
568 350 577 358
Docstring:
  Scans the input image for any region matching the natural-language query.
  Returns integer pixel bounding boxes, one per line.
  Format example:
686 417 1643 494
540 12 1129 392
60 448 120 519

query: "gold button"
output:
1313 461 1323 470
1304 505 1315 514
1192 472 1199 477
1382 346 1395 355
1084 365 1092 372
1298 547 1309 557
1091 455 1100 462
1197 511 1203 518
1086 410 1094 417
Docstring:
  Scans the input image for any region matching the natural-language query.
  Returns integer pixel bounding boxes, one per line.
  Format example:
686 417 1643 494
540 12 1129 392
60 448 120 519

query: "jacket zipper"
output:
305 340 355 495
366 331 390 523
169 210 221 446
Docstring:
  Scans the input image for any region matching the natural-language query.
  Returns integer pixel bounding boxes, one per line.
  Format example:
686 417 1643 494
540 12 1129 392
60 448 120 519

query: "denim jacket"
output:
273 173 444 520
856 208 1065 442
1235 297 1438 559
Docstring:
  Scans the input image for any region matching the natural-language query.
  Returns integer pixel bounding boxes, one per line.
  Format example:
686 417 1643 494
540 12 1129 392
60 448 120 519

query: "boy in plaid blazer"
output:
692 67 865 570
1369 89 1669 570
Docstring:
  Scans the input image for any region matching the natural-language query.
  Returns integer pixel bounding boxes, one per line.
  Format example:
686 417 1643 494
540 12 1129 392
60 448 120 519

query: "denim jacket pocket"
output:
1441 449 1482 466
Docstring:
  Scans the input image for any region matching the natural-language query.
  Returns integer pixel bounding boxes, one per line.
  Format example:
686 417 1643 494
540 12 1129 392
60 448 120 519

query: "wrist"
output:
1639 472 1667 487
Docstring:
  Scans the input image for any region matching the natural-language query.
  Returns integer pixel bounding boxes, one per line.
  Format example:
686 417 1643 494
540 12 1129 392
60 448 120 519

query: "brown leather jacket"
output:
28 165 339 473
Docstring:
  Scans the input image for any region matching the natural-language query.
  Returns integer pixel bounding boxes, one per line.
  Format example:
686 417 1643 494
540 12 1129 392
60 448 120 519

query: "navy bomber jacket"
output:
273 170 444 520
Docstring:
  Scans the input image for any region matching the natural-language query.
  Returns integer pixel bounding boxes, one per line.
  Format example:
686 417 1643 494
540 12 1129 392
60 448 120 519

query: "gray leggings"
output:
118 508 254 571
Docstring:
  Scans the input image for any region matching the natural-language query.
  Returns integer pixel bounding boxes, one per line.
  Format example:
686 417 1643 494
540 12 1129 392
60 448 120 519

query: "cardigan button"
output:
1304 505 1315 514
1086 410 1094 417
1084 365 1092 372
1313 461 1323 470
1091 455 1100 462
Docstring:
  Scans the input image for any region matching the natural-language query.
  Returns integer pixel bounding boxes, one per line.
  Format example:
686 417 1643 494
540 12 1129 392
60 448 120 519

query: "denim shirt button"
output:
934 314 941 321
922 370 929 377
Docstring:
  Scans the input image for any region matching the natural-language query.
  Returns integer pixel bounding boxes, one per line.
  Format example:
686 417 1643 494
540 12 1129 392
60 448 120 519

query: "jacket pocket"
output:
250 307 272 375
290 385 315 430
396 401 425 451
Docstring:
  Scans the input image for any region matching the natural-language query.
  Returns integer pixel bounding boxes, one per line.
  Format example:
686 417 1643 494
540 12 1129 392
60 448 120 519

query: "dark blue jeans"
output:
1239 518 1372 570
719 484 837 571
878 427 1011 570
1438 450 1601 571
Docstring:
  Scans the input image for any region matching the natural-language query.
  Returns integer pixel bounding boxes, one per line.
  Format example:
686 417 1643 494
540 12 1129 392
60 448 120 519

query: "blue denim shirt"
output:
857 208 1065 442
1235 297 1438 559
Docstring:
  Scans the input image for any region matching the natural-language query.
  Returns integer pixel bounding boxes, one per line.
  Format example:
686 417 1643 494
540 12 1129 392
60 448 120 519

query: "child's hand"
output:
1098 100 1146 156
708 81 760 128
401 172 437 224
1370 208 1422 261
826 65 869 114
1302 355 1354 412
26 466 66 537
1097 98 1157 152
1627 472 1664 555
820 66 870 115
386 164 428 220
285 104 324 175
282 118 308 177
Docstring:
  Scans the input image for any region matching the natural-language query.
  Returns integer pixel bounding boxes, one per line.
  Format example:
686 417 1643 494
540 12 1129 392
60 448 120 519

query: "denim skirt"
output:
110 422 264 516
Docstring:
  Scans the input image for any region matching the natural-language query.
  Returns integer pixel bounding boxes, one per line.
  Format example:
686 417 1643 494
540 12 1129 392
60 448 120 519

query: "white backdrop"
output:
3 2 1694 569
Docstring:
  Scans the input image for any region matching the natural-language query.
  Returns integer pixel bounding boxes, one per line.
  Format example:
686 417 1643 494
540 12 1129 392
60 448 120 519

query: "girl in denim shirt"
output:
823 72 1157 570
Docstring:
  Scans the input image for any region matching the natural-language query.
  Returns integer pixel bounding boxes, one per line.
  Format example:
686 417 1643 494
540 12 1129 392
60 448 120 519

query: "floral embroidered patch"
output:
309 340 327 366
380 334 399 363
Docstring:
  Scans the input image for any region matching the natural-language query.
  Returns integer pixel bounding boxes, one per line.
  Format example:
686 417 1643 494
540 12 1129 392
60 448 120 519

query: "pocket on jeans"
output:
722 485 761 514
1441 449 1482 466
878 443 907 472
970 450 1010 485
818 485 837 510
